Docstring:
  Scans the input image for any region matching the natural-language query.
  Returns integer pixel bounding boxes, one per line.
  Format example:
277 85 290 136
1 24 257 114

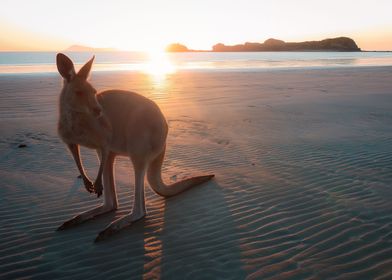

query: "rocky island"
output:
167 37 361 52
165 43 190 52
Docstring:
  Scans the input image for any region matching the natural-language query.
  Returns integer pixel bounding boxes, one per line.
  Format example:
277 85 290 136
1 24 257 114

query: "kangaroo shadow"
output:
50 180 245 279
158 180 246 279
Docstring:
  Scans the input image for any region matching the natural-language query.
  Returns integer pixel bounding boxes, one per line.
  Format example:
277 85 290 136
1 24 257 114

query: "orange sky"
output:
1 0 392 51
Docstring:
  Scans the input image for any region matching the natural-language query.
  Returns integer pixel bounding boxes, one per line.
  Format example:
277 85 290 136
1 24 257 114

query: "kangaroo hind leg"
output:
95 157 147 242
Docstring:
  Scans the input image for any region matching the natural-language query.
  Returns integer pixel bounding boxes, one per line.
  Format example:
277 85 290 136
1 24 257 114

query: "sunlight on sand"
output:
142 201 165 279
143 49 176 87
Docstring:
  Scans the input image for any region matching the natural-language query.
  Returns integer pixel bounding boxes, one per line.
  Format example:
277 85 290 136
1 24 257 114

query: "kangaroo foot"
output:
94 211 146 242
57 205 115 231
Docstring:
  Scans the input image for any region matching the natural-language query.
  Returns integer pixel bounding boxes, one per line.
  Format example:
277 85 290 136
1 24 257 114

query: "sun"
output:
143 48 176 84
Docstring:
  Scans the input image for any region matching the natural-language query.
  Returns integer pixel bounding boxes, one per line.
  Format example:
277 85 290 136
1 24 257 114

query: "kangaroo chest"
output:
58 112 105 149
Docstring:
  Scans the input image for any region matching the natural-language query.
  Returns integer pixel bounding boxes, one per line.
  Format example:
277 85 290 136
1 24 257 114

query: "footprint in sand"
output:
215 139 230 145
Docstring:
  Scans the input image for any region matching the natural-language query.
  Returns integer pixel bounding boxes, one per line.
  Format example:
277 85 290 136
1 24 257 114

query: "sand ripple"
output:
1 69 392 279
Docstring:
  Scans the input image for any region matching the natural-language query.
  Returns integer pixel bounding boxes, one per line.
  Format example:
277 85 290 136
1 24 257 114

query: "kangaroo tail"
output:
147 147 214 198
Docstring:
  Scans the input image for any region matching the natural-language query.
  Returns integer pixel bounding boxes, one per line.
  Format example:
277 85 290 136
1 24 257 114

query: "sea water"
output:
0 51 391 74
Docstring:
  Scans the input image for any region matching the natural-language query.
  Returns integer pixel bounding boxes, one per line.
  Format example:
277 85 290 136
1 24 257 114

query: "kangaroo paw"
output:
83 178 95 193
94 180 103 197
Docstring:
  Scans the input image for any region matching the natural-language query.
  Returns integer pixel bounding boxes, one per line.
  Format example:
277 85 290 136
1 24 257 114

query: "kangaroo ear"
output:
56 53 76 82
77 56 95 80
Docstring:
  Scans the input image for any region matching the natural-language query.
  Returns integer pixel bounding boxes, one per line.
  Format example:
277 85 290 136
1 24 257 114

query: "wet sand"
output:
1 67 392 279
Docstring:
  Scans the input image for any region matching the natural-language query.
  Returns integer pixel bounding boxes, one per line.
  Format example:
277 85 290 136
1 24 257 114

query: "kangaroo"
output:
56 53 214 242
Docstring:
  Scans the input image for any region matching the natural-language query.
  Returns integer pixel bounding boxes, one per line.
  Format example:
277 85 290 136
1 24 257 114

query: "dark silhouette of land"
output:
64 45 117 52
166 37 361 52
64 37 361 53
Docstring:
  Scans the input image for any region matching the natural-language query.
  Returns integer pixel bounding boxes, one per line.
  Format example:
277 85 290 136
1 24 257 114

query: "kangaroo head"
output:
56 53 102 116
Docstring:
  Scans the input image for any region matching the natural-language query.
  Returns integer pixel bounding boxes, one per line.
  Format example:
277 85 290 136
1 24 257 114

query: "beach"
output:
1 67 392 279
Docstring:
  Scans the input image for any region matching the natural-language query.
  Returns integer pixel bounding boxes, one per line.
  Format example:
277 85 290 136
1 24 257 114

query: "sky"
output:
1 0 392 51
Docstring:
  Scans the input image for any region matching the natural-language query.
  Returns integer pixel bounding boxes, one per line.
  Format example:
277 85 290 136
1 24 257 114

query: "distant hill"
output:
64 45 117 52
212 37 361 52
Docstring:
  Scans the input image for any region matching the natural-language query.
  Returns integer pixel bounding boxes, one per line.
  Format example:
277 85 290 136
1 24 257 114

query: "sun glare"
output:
143 49 176 85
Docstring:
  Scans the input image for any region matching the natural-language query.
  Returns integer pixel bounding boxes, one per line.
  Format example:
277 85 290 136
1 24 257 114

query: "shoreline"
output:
1 64 392 76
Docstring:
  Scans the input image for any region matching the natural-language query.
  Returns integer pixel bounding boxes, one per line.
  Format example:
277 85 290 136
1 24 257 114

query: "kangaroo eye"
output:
76 91 83 96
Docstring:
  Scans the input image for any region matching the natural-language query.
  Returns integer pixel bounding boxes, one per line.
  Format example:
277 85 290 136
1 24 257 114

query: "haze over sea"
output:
1 51 392 74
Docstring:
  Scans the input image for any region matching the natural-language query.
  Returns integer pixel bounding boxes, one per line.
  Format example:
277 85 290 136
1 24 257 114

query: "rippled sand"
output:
1 67 392 279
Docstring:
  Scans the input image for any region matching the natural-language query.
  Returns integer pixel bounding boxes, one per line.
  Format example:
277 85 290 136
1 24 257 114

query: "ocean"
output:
0 51 392 74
